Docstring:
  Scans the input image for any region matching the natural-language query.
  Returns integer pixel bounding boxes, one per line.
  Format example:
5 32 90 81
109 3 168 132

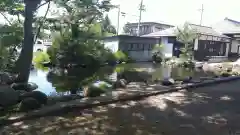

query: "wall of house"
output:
103 40 119 53
161 37 173 58
231 40 239 53
117 36 158 62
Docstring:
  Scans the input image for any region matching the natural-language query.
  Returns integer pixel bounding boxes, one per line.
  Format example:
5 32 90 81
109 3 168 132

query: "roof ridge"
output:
189 23 212 29
125 22 174 26
224 17 240 24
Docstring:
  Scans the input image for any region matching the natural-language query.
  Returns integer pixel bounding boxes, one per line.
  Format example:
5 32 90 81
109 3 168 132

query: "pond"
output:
29 63 213 96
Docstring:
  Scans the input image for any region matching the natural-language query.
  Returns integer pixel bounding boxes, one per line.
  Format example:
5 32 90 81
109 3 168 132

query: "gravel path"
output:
2 80 240 135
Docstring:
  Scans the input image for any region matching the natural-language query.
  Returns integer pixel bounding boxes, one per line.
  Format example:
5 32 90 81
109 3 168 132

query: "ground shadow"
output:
2 80 240 135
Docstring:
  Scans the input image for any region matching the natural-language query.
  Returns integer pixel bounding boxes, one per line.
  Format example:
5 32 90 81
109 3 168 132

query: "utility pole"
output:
137 0 144 36
117 5 120 35
199 4 204 26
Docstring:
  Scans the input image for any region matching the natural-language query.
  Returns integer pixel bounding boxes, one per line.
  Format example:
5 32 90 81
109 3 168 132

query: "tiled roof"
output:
212 18 240 34
125 22 174 27
142 23 229 38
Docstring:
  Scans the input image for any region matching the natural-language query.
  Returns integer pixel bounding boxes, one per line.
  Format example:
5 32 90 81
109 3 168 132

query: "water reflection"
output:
29 69 55 95
29 63 212 95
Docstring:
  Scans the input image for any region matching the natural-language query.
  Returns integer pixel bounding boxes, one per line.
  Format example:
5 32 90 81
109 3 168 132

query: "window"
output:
138 44 143 50
127 44 133 51
132 44 138 50
147 44 152 50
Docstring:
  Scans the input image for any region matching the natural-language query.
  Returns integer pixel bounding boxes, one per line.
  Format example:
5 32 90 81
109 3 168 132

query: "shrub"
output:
114 51 128 62
33 51 50 64
20 91 48 105
84 83 110 97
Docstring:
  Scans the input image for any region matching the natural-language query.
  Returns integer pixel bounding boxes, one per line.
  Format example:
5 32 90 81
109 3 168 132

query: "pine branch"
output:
34 1 50 43
0 12 12 25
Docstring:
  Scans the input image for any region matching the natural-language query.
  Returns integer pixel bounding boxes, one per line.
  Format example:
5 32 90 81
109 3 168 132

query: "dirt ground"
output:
2 80 240 135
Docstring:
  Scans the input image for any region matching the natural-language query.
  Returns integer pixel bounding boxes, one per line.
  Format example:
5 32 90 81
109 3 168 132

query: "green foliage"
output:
33 51 50 64
47 31 112 67
101 15 116 35
175 23 197 61
0 22 23 71
152 44 164 63
114 51 128 62
44 0 116 67
123 23 131 35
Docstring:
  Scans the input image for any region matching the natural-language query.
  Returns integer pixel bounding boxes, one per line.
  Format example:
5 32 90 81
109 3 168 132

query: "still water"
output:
28 63 211 96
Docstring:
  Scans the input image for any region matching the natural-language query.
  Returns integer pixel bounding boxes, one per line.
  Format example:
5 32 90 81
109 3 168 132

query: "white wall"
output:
104 40 119 53
231 40 239 53
161 37 173 58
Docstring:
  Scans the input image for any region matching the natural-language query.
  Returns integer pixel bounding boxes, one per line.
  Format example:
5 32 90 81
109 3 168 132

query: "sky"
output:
1 0 240 34
107 0 240 33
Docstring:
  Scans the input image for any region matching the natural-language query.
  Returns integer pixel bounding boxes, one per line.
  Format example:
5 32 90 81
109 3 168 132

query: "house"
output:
212 18 240 57
123 22 174 36
103 35 158 62
142 23 231 61
33 39 52 52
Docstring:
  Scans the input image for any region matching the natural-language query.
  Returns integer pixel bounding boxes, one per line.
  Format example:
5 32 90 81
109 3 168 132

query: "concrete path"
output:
2 80 240 135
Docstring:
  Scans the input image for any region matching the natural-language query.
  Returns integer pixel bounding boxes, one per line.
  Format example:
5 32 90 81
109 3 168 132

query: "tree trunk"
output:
15 0 41 83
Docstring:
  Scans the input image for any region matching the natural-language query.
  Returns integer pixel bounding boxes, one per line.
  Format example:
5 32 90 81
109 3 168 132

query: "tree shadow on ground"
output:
2 80 240 135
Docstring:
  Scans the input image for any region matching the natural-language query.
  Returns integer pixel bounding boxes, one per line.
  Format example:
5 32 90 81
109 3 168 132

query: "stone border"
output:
1 76 240 126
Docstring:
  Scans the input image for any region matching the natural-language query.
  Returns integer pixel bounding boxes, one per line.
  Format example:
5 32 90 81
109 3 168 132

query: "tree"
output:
0 22 23 71
0 0 51 82
101 15 116 36
123 23 131 35
14 0 43 83
175 23 197 61
152 44 164 63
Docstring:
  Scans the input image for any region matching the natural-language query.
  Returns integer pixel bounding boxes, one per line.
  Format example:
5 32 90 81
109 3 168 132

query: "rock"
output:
18 97 41 112
220 72 231 77
20 91 48 105
48 94 83 105
15 90 27 96
118 70 151 85
0 72 15 85
0 85 20 107
182 76 193 83
11 82 38 92
84 86 106 97
161 78 175 86
113 79 127 89
226 67 232 72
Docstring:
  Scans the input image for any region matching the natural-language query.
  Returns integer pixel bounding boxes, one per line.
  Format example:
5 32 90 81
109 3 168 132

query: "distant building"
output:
142 23 231 62
103 35 157 62
123 22 174 36
212 18 240 57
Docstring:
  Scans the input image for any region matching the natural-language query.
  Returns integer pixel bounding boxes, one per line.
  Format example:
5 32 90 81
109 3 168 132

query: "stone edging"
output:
1 76 240 126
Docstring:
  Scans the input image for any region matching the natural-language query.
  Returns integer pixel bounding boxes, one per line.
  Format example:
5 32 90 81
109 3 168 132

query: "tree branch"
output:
0 12 12 25
34 1 50 43
17 14 21 24
36 0 51 10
